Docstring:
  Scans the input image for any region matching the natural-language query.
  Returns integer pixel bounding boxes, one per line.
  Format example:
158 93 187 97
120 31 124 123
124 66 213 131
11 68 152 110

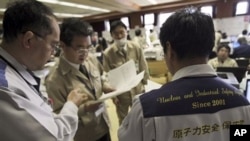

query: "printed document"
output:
98 60 144 102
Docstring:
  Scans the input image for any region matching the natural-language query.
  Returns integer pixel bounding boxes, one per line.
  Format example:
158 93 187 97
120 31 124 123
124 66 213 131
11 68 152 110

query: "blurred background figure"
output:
132 29 149 49
210 30 222 59
220 32 233 54
90 31 108 63
149 29 157 43
208 44 238 69
231 37 250 58
238 29 250 44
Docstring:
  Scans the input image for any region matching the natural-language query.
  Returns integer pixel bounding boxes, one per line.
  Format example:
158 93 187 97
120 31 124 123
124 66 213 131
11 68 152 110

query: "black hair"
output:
217 44 230 53
159 8 215 60
135 29 142 36
110 20 127 34
3 0 55 43
242 29 248 35
222 32 227 39
60 18 93 46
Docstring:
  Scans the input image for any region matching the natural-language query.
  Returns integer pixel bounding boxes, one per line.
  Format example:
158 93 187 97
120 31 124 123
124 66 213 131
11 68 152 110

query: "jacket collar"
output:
58 55 90 80
113 41 133 53
172 64 217 81
0 47 38 86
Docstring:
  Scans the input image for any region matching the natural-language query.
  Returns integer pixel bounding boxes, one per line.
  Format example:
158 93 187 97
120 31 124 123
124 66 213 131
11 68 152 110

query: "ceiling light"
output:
0 8 89 17
0 8 5 12
0 8 88 18
147 0 157 5
54 13 89 18
37 0 110 12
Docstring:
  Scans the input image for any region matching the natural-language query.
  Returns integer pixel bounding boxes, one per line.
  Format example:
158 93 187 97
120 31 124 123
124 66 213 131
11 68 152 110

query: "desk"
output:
147 59 172 84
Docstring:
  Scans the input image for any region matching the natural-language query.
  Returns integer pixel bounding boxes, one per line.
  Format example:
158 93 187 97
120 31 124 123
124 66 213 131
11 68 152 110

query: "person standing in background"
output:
90 31 108 53
45 18 114 141
118 8 250 141
210 30 222 59
103 20 150 125
149 29 158 43
132 29 149 49
90 31 108 64
0 0 87 141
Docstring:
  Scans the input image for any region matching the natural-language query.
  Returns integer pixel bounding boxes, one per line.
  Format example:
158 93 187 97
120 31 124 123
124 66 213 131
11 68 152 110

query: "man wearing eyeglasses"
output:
45 18 115 141
0 1 88 141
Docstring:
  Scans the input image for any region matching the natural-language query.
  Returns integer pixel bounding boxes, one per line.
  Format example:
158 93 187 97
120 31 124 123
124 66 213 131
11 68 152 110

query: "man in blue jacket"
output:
118 8 250 141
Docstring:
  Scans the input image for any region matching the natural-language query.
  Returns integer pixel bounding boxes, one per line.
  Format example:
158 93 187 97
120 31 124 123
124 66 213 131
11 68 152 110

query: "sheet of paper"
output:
96 88 129 102
107 60 137 89
145 80 162 92
97 60 145 102
97 71 144 102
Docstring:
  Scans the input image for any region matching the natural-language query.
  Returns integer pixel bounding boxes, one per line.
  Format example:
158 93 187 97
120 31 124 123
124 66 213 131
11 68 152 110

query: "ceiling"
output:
0 0 219 24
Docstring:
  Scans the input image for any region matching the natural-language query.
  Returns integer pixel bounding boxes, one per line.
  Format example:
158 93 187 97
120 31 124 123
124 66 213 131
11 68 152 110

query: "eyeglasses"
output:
31 31 60 51
71 46 92 54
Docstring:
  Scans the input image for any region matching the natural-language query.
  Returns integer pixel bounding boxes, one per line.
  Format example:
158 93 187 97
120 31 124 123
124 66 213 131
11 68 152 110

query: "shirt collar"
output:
172 64 217 81
119 44 127 51
62 55 80 70
0 47 38 85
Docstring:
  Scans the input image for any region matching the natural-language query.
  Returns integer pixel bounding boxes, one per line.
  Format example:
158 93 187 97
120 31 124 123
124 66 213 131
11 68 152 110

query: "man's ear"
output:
22 31 35 49
168 42 177 59
164 41 177 63
165 41 171 58
59 41 66 49
60 41 66 50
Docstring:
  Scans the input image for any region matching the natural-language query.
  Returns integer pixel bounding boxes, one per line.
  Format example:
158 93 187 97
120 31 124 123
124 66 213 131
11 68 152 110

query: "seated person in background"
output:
238 29 250 44
231 37 250 58
208 44 238 69
220 32 233 54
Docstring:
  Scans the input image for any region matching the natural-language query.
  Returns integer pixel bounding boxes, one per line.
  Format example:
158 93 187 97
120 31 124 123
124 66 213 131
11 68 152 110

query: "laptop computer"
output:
216 67 247 83
235 58 249 68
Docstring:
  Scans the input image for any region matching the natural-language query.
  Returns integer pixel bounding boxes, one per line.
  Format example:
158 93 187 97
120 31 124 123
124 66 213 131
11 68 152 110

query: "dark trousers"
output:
96 133 111 141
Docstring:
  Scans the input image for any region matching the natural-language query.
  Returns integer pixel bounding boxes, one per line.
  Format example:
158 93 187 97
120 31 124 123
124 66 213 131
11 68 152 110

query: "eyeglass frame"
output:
70 45 92 54
23 30 60 52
